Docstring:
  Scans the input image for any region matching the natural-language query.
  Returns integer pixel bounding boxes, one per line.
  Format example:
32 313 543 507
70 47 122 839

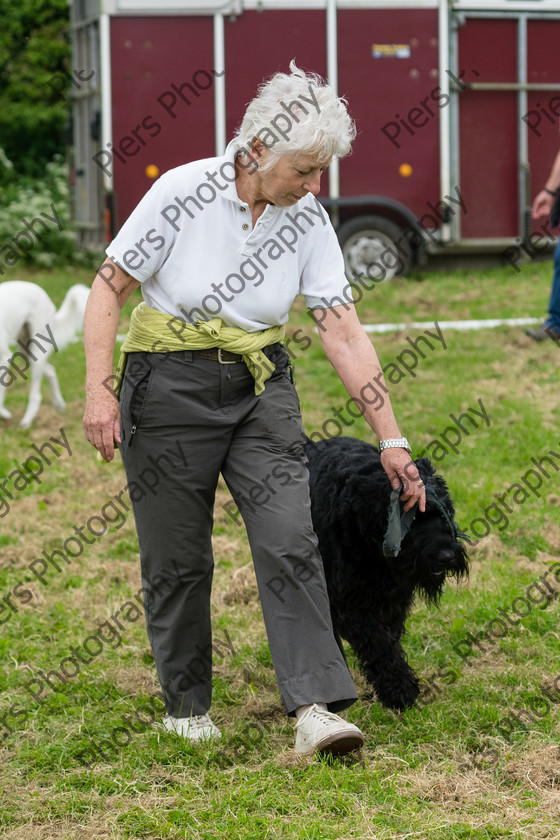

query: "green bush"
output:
0 150 99 269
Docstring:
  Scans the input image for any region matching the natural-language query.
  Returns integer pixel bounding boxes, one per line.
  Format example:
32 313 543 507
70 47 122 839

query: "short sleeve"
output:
297 199 349 309
106 171 178 282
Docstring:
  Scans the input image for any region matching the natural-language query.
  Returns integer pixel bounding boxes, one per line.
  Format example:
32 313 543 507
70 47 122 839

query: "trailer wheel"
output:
337 215 412 282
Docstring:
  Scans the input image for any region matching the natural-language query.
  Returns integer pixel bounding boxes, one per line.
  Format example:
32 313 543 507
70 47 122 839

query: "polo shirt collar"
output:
219 141 283 249
219 141 281 217
220 141 245 205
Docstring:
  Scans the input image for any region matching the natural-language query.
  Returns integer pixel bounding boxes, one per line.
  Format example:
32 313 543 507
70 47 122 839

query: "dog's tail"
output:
52 284 91 351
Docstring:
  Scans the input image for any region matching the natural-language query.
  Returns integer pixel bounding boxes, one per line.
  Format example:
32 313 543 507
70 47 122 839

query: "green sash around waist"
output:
114 302 286 397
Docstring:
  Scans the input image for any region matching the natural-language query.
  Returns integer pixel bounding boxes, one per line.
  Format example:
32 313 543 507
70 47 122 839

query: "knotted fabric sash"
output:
114 302 286 397
382 482 462 557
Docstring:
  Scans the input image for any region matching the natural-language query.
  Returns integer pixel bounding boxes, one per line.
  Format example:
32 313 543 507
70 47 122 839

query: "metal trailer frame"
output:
69 2 105 247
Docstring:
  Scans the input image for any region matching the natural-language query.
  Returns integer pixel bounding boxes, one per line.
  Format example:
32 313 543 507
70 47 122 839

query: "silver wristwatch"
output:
379 437 412 454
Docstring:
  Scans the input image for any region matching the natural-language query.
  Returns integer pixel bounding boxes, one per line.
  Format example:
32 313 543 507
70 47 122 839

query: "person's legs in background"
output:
527 237 560 341
544 237 560 331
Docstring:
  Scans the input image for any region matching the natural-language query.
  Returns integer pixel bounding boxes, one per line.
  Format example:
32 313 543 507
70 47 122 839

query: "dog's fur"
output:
0 281 90 428
305 436 468 711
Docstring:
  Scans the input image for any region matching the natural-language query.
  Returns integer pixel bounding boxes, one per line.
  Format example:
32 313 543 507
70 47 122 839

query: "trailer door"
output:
451 6 560 246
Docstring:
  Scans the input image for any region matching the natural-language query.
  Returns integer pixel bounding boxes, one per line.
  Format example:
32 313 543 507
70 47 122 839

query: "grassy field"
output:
0 261 559 840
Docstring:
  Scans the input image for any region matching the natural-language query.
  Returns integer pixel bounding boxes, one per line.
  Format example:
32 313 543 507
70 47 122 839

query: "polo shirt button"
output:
242 223 249 230
240 206 247 212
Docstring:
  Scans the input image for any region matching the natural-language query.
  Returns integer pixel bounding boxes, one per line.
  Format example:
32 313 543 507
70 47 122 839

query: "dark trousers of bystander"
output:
118 346 357 720
544 238 560 330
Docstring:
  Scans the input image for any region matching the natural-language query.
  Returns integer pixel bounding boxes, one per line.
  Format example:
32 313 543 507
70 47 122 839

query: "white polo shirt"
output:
107 142 347 332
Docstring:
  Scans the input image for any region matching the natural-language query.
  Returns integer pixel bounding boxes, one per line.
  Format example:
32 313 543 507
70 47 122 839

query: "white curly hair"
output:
233 60 356 169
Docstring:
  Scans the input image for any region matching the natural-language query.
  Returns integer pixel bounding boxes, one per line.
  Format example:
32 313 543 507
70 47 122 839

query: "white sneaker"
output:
162 713 221 741
294 704 364 756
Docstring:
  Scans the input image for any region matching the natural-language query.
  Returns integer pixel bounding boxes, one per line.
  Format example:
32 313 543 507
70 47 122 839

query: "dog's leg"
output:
364 621 420 711
340 613 420 711
322 548 420 710
358 623 420 709
0 388 12 419
19 357 46 429
43 361 66 414
20 359 66 428
0 347 12 419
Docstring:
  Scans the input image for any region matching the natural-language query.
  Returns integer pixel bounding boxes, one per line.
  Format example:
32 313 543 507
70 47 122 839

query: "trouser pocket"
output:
256 371 306 456
120 355 154 446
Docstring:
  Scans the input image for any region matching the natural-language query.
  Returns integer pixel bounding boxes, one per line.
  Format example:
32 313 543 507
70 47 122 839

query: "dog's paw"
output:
53 398 66 414
0 408 12 420
396 677 421 710
375 673 420 711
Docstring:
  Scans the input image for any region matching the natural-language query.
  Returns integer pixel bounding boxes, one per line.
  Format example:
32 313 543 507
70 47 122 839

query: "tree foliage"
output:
0 0 71 177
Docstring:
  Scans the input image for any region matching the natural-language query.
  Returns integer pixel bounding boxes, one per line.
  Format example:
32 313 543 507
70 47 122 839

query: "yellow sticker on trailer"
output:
372 44 411 58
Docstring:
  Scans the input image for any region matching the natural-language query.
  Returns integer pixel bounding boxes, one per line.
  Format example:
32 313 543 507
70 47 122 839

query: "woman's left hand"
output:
380 448 426 513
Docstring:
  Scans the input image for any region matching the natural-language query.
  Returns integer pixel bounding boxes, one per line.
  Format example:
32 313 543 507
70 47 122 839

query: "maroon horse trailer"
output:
70 0 560 277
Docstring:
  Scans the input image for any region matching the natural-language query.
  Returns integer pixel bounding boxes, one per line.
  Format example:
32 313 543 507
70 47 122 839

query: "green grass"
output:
0 262 559 839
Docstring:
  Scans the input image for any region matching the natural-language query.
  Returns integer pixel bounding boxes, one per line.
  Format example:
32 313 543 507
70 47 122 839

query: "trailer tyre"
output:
337 215 413 282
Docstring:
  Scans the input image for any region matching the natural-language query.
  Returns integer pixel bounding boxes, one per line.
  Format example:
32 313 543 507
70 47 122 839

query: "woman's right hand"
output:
83 389 122 462
82 259 141 462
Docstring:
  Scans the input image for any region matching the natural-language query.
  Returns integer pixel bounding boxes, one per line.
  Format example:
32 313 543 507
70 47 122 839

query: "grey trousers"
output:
119 345 357 718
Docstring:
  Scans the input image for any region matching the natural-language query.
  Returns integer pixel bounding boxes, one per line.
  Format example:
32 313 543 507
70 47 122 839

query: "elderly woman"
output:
83 63 425 758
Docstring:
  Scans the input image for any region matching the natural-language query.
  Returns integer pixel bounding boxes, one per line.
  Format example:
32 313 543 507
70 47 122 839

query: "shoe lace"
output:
299 704 344 728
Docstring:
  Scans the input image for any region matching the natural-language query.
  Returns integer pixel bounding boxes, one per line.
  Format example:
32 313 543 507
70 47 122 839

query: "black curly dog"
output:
305 436 469 711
